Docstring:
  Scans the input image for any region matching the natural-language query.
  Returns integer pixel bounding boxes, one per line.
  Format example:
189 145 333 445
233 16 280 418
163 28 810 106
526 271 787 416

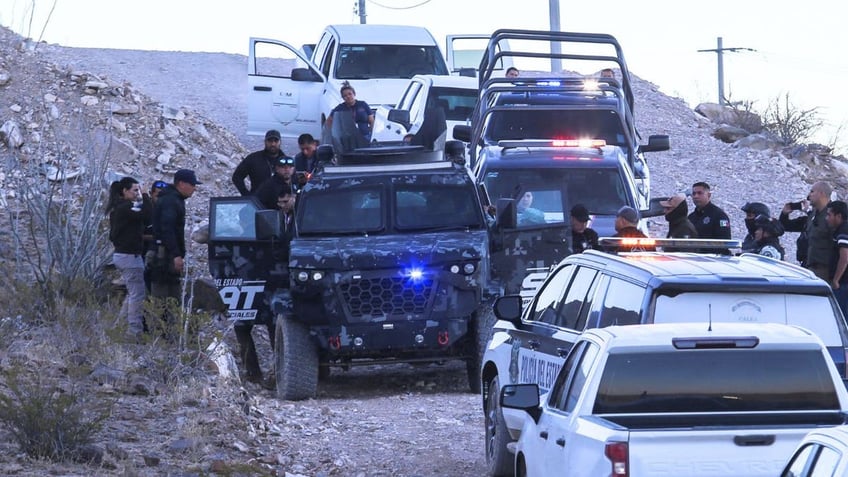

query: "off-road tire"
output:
467 305 496 393
274 313 318 400
485 375 514 477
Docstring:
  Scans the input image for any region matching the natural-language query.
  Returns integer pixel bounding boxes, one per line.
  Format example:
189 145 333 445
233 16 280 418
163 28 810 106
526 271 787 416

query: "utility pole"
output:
698 37 756 105
549 0 561 72
358 0 367 24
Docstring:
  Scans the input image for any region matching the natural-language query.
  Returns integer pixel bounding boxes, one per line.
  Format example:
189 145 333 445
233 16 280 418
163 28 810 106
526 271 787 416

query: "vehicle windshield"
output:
298 183 483 234
483 109 627 146
395 184 482 231
430 87 478 122
595 349 839 414
336 45 449 79
483 167 630 220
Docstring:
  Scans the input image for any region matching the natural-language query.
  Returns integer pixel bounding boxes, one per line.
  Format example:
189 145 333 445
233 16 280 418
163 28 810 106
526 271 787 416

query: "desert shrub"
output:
761 93 824 146
0 367 111 461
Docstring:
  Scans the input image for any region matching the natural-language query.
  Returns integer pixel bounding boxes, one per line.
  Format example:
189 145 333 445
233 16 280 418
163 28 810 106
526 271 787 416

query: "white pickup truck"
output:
501 322 848 477
247 24 450 141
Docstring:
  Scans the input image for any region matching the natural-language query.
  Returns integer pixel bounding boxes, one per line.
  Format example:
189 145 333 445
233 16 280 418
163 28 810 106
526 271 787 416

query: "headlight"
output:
449 265 460 274
463 263 476 274
312 271 324 281
297 271 309 282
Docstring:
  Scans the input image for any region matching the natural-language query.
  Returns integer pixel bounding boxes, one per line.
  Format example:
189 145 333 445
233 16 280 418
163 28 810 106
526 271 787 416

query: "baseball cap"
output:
276 157 295 167
659 193 686 209
265 129 281 141
151 180 168 190
616 206 639 224
570 204 590 222
174 169 202 186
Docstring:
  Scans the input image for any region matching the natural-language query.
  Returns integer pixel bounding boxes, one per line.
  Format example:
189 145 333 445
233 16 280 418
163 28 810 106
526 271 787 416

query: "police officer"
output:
232 129 287 196
741 202 771 253
781 181 834 280
751 215 785 260
570 204 598 253
254 156 298 209
688 181 731 254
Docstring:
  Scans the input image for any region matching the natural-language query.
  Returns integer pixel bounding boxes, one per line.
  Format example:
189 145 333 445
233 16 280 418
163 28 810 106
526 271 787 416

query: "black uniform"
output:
151 185 186 300
232 150 285 196
572 227 599 254
688 202 732 254
780 205 833 273
254 175 298 210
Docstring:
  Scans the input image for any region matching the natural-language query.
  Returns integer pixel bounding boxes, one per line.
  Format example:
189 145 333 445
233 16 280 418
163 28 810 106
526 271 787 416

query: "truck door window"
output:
546 341 585 409
556 343 599 413
556 267 598 330
320 38 335 78
398 83 422 111
253 42 301 78
597 278 643 327
212 201 260 239
782 444 818 477
529 264 574 325
810 446 840 475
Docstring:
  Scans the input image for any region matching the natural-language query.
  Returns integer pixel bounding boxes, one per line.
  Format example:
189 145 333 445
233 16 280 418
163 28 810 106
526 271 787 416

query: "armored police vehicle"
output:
208 138 490 400
454 30 669 302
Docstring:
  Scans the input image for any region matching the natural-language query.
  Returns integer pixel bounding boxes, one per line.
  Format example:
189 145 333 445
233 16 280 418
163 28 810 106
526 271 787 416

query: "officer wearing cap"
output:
570 204 598 253
740 202 771 252
151 169 201 319
232 129 288 196
254 155 298 210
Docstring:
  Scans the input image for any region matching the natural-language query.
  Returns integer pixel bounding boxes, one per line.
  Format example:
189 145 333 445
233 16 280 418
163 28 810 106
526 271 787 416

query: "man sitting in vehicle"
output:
516 191 546 226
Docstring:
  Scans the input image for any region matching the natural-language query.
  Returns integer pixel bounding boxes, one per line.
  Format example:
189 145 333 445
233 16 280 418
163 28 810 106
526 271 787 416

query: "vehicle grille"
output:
341 276 434 319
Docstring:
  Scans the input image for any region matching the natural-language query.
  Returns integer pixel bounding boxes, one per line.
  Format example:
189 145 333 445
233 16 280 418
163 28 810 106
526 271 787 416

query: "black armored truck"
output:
207 136 490 399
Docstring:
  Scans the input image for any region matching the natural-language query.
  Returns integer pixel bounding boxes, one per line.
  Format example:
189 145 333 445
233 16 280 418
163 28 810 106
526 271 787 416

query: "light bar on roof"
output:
598 237 743 251
497 139 606 148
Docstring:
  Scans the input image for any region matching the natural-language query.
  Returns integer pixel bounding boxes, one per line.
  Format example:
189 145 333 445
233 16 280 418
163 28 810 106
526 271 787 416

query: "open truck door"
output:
445 34 512 78
248 37 325 140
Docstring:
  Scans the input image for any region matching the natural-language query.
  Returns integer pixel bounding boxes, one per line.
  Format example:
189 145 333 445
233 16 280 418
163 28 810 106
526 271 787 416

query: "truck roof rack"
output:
477 29 635 112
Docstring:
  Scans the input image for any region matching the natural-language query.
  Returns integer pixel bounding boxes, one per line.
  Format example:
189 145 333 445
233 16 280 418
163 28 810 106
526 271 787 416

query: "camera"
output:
789 201 804 211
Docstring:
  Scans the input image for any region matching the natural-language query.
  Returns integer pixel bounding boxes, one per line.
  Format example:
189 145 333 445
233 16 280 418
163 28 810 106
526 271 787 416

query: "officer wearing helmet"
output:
751 214 785 260
741 202 771 253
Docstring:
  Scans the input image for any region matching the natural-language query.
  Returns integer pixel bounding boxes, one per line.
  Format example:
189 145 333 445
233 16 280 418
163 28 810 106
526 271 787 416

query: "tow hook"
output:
437 330 450 346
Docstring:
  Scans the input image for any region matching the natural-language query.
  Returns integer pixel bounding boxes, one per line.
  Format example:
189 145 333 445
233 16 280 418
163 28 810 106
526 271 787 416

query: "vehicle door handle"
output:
556 437 566 447
556 347 570 357
733 435 775 446
253 86 272 92
528 339 540 350
539 431 548 440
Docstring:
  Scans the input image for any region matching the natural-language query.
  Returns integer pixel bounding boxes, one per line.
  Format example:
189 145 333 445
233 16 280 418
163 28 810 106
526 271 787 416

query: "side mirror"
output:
500 384 542 423
493 295 523 323
291 67 322 82
641 197 669 218
256 210 283 240
453 124 471 143
496 198 517 229
387 109 411 130
638 134 670 153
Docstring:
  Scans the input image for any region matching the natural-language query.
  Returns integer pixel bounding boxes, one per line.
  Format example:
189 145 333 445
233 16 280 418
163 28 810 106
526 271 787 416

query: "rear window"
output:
653 293 843 347
594 349 839 414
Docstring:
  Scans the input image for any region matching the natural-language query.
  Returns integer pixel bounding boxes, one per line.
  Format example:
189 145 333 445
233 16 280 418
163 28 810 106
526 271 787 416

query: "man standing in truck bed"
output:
232 129 287 196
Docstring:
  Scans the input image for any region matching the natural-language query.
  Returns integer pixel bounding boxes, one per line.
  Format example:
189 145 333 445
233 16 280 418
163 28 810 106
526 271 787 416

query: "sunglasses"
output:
278 159 295 166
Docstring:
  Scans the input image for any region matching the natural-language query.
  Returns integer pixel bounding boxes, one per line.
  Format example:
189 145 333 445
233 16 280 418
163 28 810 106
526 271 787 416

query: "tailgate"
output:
629 428 810 476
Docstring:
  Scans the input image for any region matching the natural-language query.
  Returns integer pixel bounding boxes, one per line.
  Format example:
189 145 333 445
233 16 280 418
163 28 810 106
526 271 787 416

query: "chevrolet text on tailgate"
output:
502 323 848 477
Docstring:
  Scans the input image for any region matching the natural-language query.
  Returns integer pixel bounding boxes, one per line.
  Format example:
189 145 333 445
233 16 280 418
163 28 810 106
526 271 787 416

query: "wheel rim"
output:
485 378 499 460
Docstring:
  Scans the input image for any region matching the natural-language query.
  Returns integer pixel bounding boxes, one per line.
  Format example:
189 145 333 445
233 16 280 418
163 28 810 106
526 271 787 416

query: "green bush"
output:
0 368 111 461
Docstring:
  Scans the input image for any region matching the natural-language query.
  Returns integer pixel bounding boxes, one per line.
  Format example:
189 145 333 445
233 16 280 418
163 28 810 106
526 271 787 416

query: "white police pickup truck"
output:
247 24 450 141
502 323 848 477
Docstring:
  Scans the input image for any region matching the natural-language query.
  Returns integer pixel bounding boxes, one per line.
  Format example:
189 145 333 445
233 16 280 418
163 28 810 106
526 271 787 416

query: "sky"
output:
1 0 845 153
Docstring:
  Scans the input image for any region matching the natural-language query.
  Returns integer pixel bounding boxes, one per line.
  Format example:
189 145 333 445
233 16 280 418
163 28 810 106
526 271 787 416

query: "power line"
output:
366 0 433 10
697 37 756 105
